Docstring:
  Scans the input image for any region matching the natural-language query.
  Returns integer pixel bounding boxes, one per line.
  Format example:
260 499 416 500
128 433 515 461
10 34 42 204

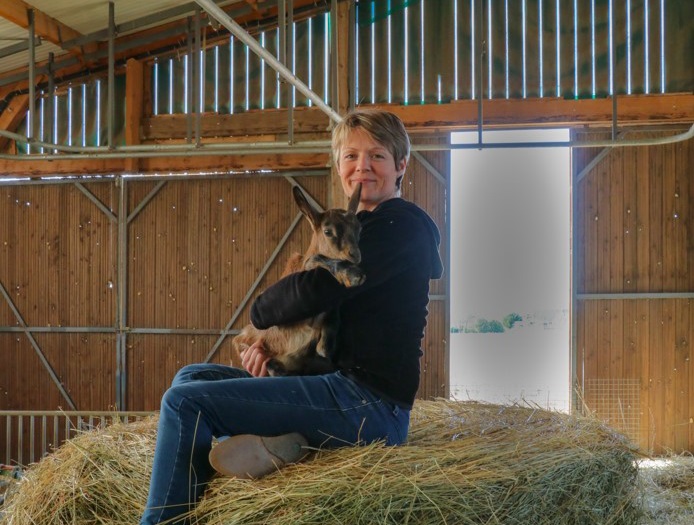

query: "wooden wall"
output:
0 152 449 421
574 127 694 454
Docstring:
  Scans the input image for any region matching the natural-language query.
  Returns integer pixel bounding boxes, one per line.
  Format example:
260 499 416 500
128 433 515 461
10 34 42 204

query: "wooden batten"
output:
124 59 144 173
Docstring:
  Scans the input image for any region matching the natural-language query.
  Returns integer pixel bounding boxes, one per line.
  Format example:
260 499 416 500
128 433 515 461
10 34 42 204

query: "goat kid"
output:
232 183 364 376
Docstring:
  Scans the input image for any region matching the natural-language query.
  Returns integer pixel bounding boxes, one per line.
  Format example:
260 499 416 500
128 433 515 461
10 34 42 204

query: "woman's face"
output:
337 127 407 212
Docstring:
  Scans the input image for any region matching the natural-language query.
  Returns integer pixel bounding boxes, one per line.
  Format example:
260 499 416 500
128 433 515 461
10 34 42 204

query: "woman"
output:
140 109 443 524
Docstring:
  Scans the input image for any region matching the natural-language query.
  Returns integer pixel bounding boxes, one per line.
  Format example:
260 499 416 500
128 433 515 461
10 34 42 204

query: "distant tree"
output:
475 318 505 333
503 313 523 329
451 326 461 333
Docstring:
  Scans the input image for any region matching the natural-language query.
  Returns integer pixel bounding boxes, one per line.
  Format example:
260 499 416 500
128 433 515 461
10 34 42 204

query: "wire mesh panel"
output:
583 378 641 446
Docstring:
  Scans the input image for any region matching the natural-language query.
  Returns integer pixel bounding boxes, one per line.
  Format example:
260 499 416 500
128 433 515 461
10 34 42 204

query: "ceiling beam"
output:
0 0 96 61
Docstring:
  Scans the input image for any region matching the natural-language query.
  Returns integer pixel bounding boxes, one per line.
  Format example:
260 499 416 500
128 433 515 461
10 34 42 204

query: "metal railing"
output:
0 411 155 467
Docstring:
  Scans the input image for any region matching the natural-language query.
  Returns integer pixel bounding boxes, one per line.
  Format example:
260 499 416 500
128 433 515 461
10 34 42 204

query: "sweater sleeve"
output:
250 266 352 329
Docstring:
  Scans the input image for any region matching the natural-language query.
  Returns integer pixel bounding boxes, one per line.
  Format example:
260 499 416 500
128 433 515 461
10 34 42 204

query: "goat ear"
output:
347 182 362 214
293 185 321 227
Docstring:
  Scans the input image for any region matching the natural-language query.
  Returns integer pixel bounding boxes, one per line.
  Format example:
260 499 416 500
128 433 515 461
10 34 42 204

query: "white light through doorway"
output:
450 129 571 411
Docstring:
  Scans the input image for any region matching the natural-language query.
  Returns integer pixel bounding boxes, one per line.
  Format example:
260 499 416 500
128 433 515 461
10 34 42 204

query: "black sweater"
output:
250 197 443 408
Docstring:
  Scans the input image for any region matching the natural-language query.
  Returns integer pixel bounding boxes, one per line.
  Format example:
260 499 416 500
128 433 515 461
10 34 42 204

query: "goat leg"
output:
305 254 365 287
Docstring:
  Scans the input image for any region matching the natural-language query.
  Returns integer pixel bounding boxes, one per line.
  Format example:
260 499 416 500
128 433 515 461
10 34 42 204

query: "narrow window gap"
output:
26 108 31 154
573 0 578 98
214 45 220 113
660 0 665 93
276 29 281 109
556 0 560 97
354 6 359 105
644 0 649 93
324 14 329 105
67 86 72 147
539 0 543 98
487 0 493 99
505 0 509 99
82 84 87 147
169 58 174 114
95 80 100 147
261 32 266 110
627 0 632 94
308 17 313 106
245 45 250 111
153 60 159 115
522 0 527 98
404 5 408 103
387 1 392 104
454 0 459 100
184 55 189 114
608 0 613 96
421 0 425 103
39 93 44 153
230 37 235 114
591 0 596 97
199 49 204 113
292 22 297 107
471 0 475 99
371 3 376 103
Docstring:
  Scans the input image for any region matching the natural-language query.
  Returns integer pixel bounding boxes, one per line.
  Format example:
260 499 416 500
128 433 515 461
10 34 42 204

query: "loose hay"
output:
0 417 157 525
638 454 694 525
1 401 643 525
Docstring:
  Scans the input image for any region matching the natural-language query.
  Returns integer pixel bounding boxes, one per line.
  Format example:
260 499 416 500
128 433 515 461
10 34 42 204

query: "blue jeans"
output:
140 364 410 524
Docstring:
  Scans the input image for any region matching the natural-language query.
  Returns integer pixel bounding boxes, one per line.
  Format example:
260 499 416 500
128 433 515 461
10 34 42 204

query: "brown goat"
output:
232 183 363 376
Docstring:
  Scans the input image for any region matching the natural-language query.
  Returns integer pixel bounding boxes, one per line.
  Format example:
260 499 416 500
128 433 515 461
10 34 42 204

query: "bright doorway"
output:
449 129 571 411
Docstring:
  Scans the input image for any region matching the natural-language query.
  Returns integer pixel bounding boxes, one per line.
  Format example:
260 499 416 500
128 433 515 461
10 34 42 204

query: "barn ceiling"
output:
0 0 323 89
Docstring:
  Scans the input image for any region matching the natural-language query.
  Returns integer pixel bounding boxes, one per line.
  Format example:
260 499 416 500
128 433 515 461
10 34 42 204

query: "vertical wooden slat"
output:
648 299 663 453
673 299 689 451
661 299 676 450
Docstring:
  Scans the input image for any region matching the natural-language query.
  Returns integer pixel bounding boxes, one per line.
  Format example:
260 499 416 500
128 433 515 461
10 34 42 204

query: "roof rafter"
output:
0 0 96 61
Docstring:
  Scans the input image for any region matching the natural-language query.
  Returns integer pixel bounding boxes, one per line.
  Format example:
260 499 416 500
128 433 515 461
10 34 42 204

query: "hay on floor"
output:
1 401 642 525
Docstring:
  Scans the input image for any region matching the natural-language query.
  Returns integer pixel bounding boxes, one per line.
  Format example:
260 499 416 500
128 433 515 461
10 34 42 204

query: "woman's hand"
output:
240 340 270 377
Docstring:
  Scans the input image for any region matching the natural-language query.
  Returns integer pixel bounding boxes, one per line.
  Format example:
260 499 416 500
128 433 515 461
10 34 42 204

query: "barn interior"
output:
0 0 692 523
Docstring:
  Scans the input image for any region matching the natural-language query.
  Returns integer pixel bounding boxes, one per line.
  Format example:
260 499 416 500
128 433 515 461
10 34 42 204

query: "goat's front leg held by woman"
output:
140 109 444 525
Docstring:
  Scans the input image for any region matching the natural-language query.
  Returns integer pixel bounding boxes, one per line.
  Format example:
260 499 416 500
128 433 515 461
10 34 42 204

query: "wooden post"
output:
124 58 144 173
329 0 352 209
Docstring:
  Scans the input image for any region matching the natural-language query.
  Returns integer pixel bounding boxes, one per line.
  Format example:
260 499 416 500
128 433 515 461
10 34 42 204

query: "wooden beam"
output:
377 94 694 132
0 92 28 152
143 107 332 140
0 0 96 60
142 94 694 143
0 152 329 177
124 58 144 173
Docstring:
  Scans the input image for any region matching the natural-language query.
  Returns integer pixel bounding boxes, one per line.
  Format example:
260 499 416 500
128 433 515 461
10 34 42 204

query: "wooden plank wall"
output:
574 127 693 454
1 167 449 422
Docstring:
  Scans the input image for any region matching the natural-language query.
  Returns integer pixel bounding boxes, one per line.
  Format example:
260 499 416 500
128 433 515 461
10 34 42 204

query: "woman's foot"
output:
209 433 309 479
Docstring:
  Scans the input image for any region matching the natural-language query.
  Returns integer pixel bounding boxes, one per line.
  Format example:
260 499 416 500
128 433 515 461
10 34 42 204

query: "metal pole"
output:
27 9 35 145
186 17 194 143
116 176 128 409
107 1 116 149
47 53 54 150
287 0 295 143
194 6 202 145
194 0 342 124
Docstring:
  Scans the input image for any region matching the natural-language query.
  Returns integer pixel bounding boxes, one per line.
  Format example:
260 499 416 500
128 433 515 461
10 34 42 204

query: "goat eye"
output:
323 229 333 237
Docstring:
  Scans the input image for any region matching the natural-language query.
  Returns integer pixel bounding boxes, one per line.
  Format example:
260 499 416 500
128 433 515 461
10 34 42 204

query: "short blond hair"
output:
332 109 411 188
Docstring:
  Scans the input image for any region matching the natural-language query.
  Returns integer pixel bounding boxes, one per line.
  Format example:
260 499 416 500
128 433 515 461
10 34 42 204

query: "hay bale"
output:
189 400 641 525
1 401 641 525
0 417 157 525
